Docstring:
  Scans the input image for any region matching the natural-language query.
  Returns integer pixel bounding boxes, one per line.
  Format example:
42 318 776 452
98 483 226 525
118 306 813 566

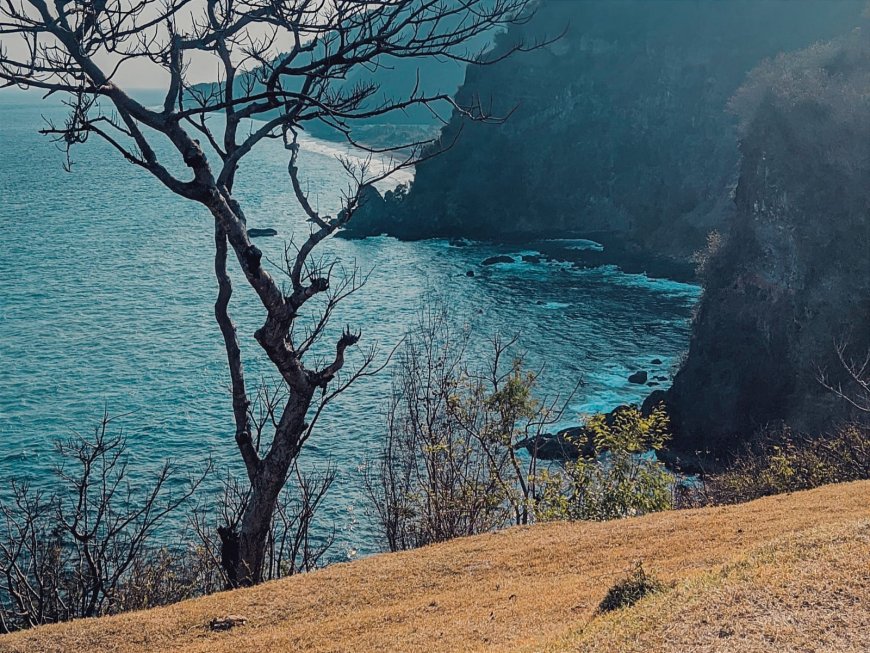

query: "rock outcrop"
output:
340 0 863 270
667 30 870 453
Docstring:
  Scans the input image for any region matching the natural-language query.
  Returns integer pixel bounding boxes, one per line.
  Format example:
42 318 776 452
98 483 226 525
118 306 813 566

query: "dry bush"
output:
704 423 870 505
597 561 668 613
364 301 576 552
0 411 338 633
0 413 207 632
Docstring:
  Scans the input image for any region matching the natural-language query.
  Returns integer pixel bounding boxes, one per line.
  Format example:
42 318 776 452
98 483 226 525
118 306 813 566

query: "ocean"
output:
0 89 700 558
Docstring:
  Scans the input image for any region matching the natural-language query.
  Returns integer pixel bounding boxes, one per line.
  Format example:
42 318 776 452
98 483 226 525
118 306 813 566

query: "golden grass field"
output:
2 481 868 653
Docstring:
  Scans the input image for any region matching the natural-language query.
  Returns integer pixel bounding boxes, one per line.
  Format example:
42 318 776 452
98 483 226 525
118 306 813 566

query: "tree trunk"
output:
221 388 314 586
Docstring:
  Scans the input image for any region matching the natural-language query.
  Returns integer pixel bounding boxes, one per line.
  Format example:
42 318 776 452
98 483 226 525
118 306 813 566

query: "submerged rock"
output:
515 427 596 461
481 255 515 266
628 371 648 384
248 228 277 238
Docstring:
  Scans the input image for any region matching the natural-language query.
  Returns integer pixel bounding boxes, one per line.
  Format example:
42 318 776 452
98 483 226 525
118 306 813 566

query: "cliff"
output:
341 0 863 268
667 30 870 453
3 481 868 653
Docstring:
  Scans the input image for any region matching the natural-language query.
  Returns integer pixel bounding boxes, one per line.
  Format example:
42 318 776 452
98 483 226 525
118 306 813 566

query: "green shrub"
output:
706 423 870 504
536 404 676 522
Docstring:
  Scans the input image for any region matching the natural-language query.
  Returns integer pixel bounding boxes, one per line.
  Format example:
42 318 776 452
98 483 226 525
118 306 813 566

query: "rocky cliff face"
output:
342 0 863 267
667 30 870 453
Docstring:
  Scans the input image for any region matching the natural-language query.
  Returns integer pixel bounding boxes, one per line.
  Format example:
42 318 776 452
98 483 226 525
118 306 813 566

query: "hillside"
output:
3 481 868 653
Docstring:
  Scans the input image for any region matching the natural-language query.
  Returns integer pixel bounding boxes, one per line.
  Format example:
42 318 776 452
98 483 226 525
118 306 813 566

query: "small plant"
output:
598 562 667 613
690 229 724 279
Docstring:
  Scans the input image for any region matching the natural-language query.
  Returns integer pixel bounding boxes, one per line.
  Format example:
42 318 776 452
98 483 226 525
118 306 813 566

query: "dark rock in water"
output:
515 426 596 461
647 381 660 387
628 371 648 384
651 358 663 365
517 404 655 461
655 375 668 382
481 255 515 266
336 184 388 239
248 228 277 238
465 270 475 277
450 237 472 247
522 254 542 264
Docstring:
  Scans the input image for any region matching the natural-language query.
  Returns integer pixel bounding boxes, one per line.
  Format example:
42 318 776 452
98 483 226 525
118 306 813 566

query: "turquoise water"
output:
0 90 700 558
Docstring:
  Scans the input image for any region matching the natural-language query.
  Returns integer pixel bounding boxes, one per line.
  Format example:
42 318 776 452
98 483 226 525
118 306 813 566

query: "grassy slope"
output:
2 481 868 653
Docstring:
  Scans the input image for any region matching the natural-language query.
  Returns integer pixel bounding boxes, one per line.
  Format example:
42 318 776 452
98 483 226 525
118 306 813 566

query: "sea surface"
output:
0 90 700 558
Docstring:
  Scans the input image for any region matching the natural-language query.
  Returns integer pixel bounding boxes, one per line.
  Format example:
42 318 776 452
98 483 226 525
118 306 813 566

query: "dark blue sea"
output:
0 89 700 558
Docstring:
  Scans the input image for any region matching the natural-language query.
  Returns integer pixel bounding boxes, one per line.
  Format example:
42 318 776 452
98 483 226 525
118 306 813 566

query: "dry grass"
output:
2 481 868 653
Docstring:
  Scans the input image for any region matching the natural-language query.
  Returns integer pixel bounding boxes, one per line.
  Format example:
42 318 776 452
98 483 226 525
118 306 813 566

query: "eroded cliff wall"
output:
343 0 863 267
668 30 870 452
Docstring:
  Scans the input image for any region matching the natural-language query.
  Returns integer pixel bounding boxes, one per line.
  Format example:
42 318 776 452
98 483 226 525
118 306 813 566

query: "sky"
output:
0 0 298 89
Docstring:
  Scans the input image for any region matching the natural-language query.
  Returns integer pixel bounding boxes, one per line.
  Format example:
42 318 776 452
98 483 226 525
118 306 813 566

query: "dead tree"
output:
0 412 206 631
0 0 544 585
818 340 870 415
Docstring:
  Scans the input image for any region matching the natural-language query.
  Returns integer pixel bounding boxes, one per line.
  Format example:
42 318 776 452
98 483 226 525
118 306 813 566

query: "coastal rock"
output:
337 184 390 238
515 426 596 461
517 404 662 461
335 1 862 270
668 32 870 453
521 254 542 264
481 255 514 266
628 371 648 385
650 359 663 365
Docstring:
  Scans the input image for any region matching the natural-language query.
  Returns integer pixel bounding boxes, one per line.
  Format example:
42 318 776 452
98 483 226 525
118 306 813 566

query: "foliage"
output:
704 423 870 505
598 561 668 613
366 302 678 552
364 302 575 552
536 405 675 522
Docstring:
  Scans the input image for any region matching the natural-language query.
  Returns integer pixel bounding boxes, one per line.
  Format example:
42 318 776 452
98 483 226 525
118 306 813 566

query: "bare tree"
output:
192 458 337 586
364 301 576 551
818 339 870 414
0 413 206 631
0 0 545 584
